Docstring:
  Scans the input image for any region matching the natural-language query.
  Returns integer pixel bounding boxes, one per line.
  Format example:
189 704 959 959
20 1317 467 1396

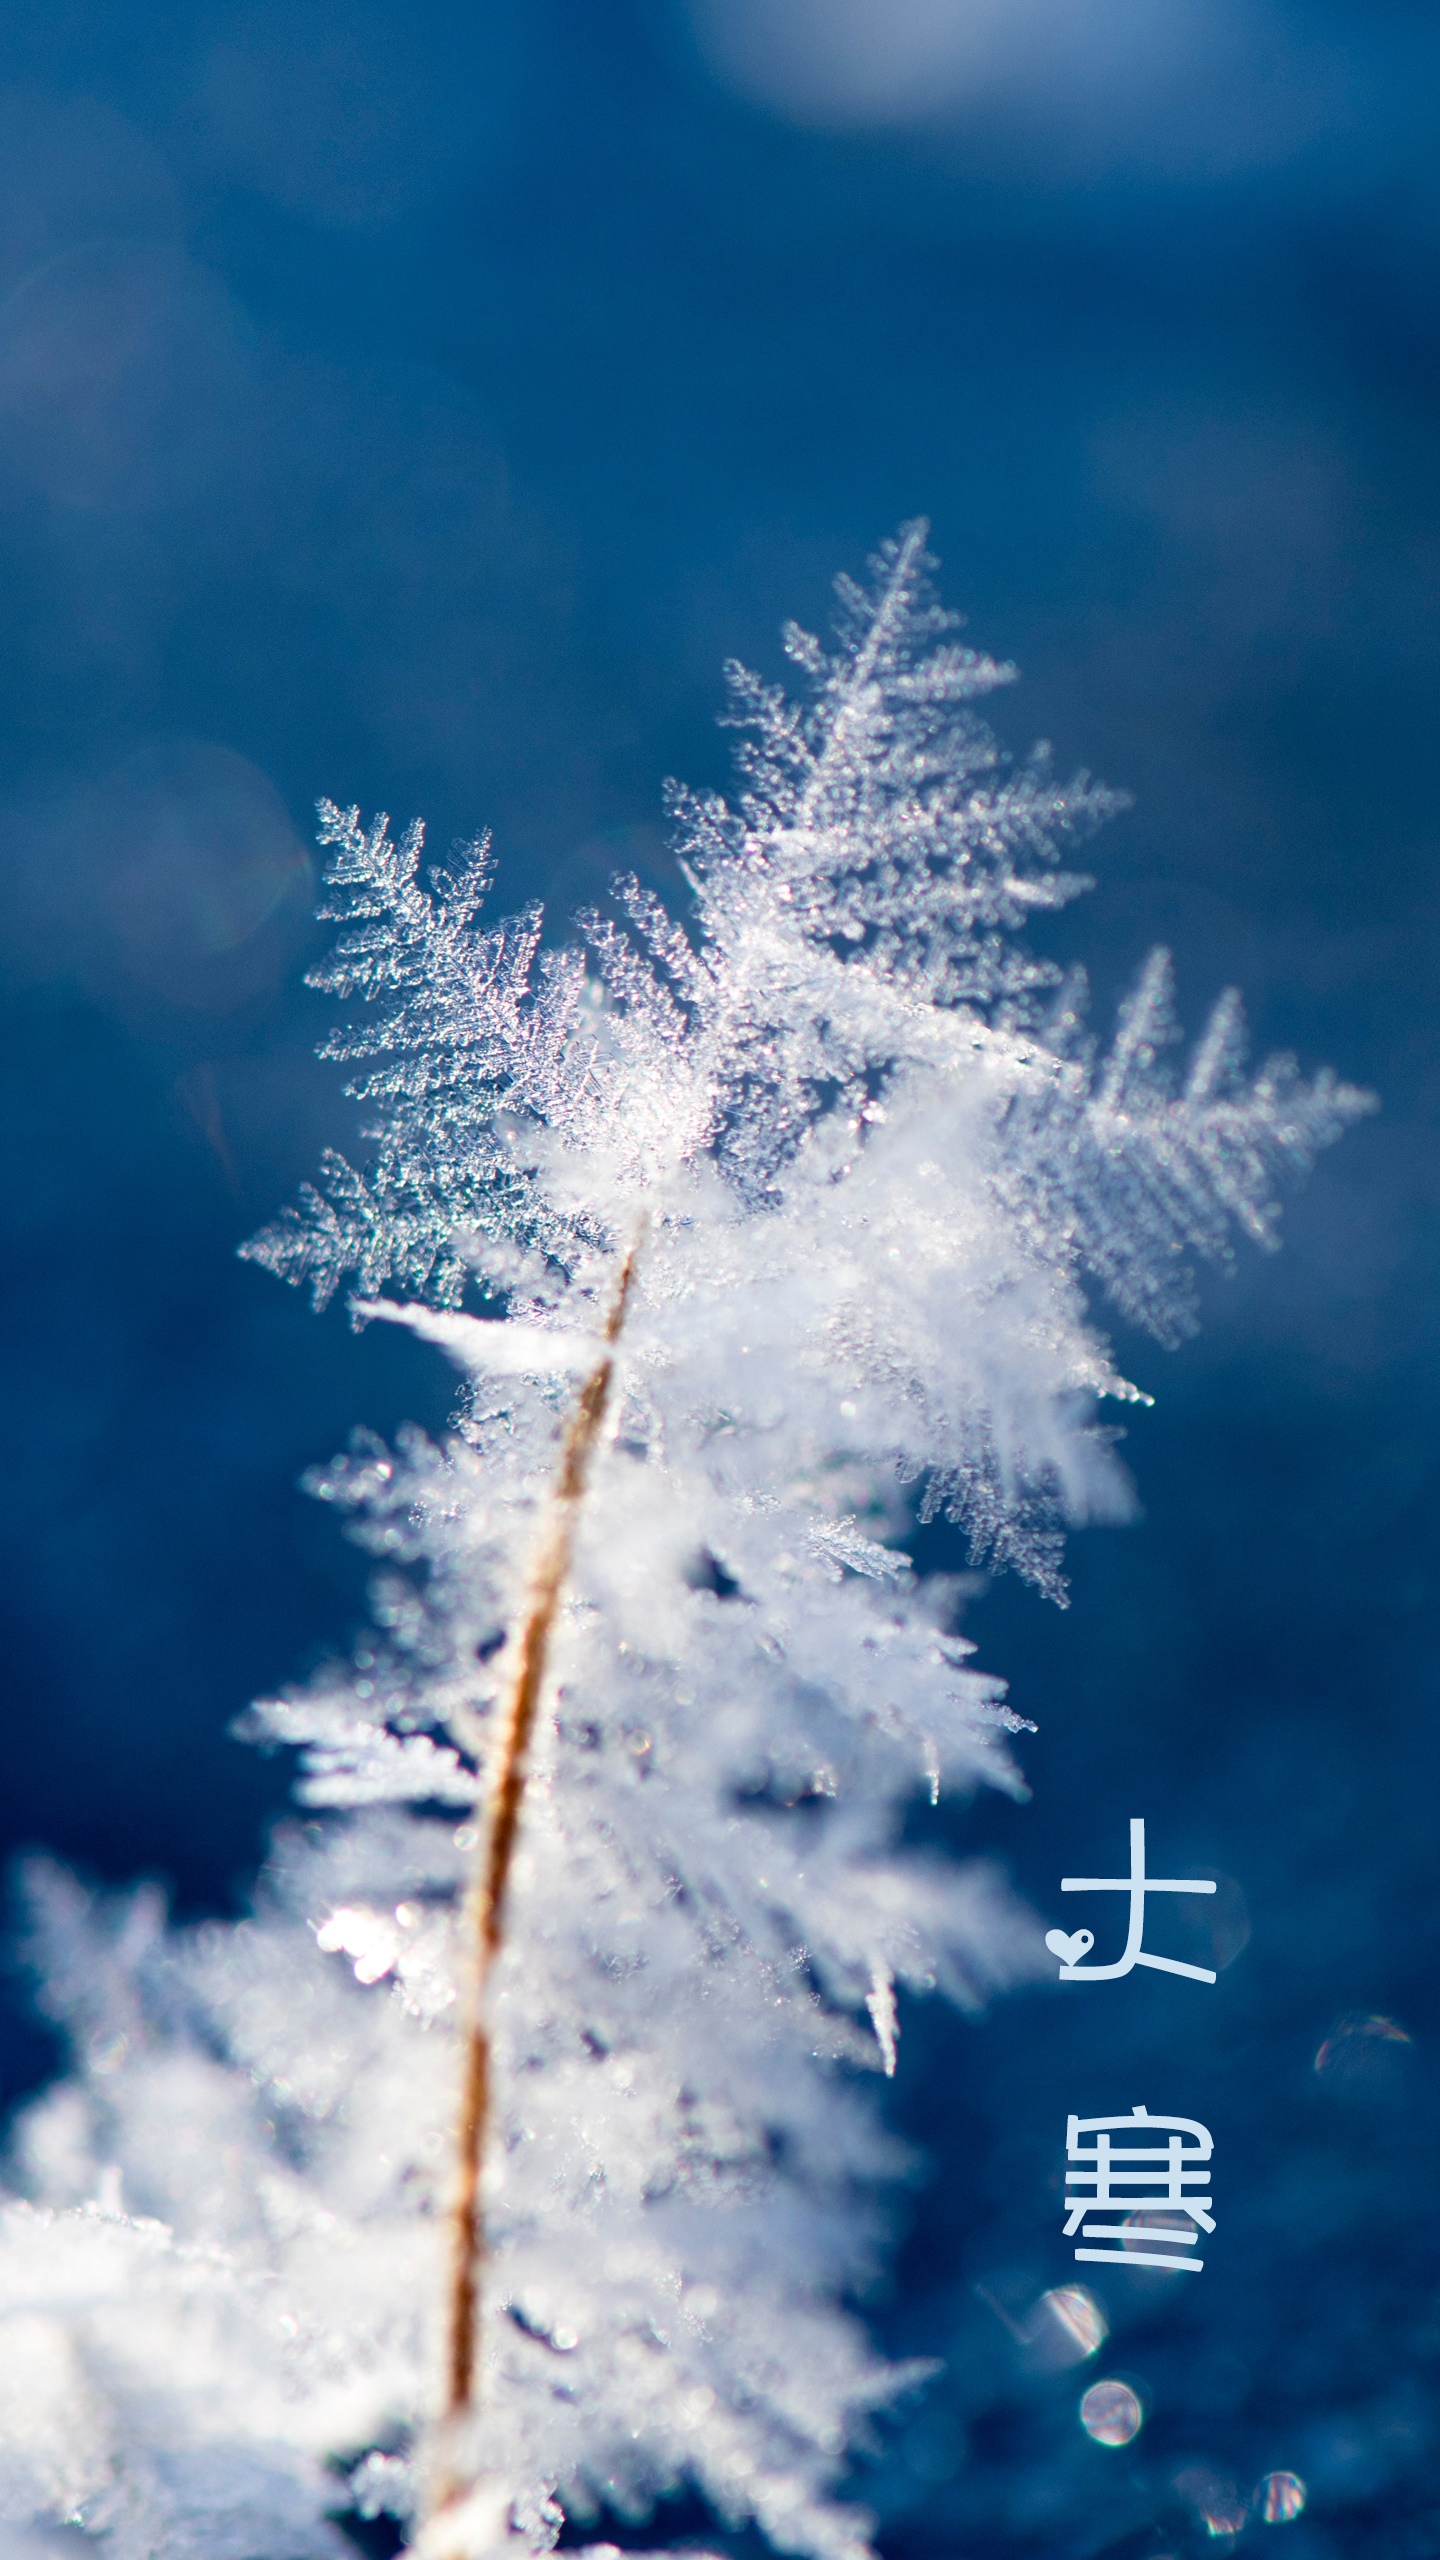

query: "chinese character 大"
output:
1046 1817 1217 1982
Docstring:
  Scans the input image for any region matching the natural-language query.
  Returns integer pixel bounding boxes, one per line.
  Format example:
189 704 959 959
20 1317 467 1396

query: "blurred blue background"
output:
0 3 1435 2553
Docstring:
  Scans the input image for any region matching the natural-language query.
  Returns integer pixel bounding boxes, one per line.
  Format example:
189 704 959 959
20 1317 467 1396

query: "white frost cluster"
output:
0 528 1366 2560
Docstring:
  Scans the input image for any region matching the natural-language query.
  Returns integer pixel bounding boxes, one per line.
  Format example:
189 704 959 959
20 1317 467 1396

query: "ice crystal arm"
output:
241 802 605 1307
1004 949 1373 1345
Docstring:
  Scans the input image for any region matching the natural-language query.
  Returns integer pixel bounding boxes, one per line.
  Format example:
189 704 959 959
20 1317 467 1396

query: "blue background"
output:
0 5 1435 2553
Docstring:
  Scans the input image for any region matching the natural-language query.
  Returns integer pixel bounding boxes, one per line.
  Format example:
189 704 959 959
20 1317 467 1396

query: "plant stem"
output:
427 1227 644 2530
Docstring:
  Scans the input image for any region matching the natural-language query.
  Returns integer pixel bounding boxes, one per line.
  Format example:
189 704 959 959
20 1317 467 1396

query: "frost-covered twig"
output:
434 1228 643 2529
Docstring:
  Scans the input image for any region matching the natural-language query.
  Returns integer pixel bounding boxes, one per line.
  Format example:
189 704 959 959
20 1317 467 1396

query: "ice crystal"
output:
0 527 1368 2560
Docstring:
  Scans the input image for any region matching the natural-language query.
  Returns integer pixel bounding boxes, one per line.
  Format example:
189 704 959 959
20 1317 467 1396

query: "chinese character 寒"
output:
1064 2106 1215 2273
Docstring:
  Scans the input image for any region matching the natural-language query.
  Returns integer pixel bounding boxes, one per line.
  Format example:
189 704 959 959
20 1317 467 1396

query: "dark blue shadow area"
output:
0 974 454 1925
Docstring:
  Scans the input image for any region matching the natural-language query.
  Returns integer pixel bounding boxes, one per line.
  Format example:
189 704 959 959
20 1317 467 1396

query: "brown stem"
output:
428 1228 644 2523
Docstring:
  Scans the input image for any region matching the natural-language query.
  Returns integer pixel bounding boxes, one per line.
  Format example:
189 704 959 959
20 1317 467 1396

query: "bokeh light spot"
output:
1119 2207 1201 2265
0 240 251 515
1175 2467 1248 2537
1256 2471 1307 2523
101 740 311 981
1315 2013 1413 2093
1040 2285 1107 2360
1079 2380 1142 2446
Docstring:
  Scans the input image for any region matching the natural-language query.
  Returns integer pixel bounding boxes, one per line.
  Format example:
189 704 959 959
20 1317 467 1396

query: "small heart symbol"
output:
1046 1928 1095 1966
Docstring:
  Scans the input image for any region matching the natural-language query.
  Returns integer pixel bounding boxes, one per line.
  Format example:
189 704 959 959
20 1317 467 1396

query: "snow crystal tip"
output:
352 1300 597 1377
866 1963 900 2077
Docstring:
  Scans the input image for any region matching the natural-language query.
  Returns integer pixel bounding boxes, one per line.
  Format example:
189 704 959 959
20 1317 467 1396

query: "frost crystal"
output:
1 528 1368 2559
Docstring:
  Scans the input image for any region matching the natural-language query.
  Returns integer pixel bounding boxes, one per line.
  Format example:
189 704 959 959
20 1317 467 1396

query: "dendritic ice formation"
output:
1 528 1368 2560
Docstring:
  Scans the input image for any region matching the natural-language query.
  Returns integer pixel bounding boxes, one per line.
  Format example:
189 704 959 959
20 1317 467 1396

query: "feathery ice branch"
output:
0 527 1369 2560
